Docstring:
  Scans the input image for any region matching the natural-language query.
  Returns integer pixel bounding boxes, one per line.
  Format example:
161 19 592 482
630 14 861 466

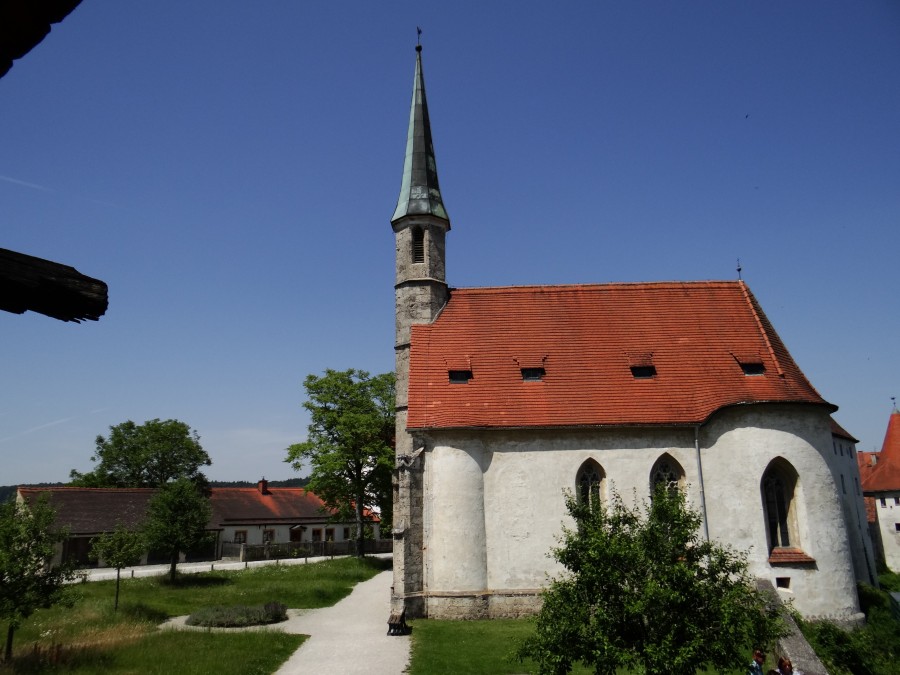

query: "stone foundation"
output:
426 590 543 619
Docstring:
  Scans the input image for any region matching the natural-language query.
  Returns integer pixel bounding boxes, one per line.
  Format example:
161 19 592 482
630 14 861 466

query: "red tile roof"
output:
17 487 156 534
768 547 816 565
407 281 831 429
861 411 900 493
17 486 372 534
209 487 333 527
857 451 879 486
863 496 877 524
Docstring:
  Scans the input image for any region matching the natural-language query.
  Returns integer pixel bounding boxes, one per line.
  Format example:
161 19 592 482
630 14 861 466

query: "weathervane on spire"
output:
736 258 743 281
892 396 896 411
417 26 422 47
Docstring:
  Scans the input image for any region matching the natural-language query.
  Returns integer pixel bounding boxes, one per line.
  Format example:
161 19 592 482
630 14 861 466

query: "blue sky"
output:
2 1 898 485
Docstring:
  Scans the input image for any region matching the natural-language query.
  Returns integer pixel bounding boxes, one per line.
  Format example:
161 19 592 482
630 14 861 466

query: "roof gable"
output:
407 281 830 429
862 411 900 493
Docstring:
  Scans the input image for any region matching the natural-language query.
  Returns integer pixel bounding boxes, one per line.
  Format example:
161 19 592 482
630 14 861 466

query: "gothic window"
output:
650 454 684 495
761 460 798 552
576 460 604 506
411 227 425 264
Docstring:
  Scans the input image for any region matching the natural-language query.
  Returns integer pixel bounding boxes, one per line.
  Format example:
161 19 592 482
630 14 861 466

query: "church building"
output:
390 45 868 622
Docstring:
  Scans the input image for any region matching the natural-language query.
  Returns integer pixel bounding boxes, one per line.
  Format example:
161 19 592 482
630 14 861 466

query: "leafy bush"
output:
877 570 900 593
796 584 900 675
186 601 288 627
518 487 785 675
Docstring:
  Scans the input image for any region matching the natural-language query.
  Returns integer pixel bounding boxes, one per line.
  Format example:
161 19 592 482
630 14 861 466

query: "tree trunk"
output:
356 493 365 558
4 623 14 663
114 567 121 610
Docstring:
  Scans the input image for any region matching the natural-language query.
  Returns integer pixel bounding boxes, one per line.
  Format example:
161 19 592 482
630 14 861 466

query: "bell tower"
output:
391 43 449 617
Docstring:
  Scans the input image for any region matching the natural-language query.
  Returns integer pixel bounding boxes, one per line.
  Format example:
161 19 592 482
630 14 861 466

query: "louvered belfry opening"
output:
411 227 425 264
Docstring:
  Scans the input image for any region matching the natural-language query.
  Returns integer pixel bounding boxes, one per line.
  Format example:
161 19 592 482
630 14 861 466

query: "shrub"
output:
796 584 900 675
185 601 288 628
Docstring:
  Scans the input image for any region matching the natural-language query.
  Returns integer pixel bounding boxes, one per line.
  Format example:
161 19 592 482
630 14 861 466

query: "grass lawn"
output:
407 618 754 675
2 556 389 674
407 618 593 675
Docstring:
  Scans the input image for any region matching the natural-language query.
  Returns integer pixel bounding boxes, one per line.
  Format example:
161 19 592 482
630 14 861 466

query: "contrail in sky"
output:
0 416 77 443
0 174 55 192
0 174 117 208
0 408 109 444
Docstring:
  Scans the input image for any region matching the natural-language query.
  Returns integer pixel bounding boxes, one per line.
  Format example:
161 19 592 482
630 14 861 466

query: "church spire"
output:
391 44 450 225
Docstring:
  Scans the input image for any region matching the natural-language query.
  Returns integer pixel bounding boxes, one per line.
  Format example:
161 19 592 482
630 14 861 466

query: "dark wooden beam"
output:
0 248 108 322
0 0 83 79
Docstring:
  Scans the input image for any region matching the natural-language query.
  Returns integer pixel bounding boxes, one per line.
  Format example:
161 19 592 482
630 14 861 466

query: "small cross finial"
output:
736 258 743 280
417 26 422 47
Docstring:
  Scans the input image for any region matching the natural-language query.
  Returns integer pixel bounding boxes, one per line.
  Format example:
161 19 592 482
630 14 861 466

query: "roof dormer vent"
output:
630 365 657 379
732 352 766 376
626 351 656 379
448 370 472 384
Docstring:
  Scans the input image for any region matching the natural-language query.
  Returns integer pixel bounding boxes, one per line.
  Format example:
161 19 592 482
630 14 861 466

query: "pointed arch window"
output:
411 227 425 264
576 460 604 506
650 454 684 496
761 460 798 552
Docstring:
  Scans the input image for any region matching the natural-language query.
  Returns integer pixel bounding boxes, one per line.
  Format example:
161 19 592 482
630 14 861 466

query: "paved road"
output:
274 569 410 675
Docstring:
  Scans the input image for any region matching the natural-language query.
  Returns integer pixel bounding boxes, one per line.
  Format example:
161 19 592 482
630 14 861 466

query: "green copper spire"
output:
391 45 449 225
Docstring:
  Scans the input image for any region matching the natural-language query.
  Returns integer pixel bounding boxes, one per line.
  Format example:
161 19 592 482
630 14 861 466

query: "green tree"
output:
90 524 145 610
69 418 211 488
0 496 78 662
518 486 785 675
285 369 395 557
143 478 212 582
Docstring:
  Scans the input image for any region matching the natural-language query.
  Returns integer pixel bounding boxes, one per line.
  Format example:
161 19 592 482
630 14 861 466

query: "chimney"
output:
257 479 269 494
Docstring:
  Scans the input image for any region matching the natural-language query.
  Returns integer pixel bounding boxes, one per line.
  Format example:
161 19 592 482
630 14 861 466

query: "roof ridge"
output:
18 486 158 492
738 281 785 378
452 280 744 294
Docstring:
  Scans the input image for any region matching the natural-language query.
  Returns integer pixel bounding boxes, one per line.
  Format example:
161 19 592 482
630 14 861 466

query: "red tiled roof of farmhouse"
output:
209 485 331 526
208 482 379 527
862 410 900 493
17 487 155 534
407 281 832 430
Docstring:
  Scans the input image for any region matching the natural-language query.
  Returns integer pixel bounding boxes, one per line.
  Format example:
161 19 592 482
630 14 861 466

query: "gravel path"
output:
161 568 410 674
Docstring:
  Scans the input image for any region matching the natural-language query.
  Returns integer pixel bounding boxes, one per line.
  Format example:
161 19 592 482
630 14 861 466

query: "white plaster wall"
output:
873 492 900 572
831 437 878 585
221 524 293 545
686 405 858 619
421 404 861 620
219 522 366 545
425 441 488 592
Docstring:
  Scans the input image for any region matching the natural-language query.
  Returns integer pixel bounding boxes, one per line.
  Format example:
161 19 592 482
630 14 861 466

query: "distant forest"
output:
0 477 310 504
